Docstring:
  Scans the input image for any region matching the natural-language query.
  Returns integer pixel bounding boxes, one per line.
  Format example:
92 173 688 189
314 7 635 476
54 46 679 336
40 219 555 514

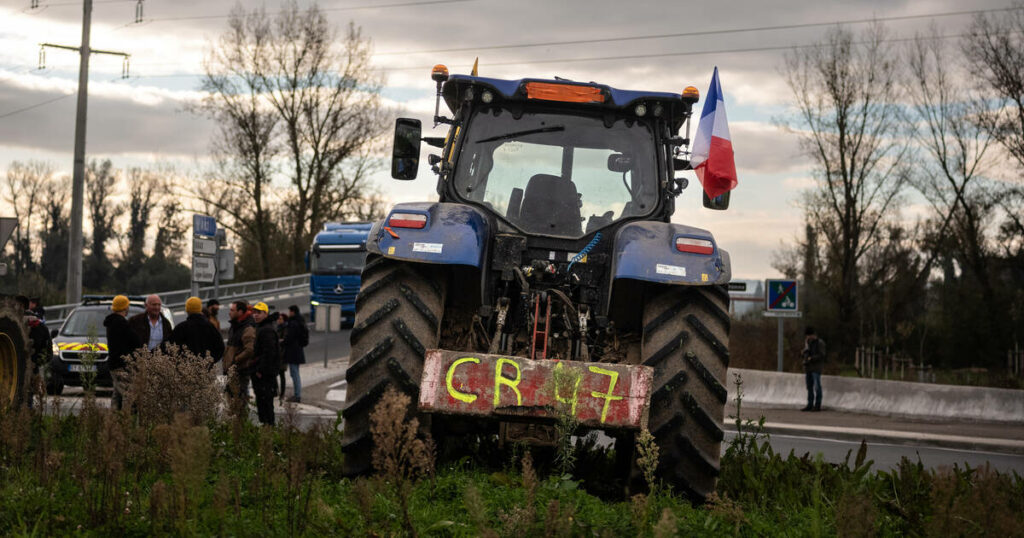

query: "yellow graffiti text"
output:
493 358 522 407
588 366 623 423
445 357 479 404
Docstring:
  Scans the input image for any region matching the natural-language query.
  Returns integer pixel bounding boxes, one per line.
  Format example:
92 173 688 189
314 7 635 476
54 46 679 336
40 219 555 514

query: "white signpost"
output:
192 215 217 297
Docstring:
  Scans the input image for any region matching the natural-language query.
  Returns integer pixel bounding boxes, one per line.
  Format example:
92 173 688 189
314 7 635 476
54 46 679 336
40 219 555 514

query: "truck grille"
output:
314 285 358 305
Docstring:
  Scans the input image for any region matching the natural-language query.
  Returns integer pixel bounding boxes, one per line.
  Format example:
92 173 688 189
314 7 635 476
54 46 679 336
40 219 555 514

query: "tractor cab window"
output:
453 107 658 238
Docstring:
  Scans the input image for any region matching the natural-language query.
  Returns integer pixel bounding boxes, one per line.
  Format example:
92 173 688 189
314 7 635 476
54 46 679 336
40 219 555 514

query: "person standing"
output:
204 299 221 331
104 295 143 410
223 300 255 403
248 302 280 426
17 295 52 408
129 294 172 352
169 297 225 365
275 312 288 405
801 327 826 412
281 305 308 403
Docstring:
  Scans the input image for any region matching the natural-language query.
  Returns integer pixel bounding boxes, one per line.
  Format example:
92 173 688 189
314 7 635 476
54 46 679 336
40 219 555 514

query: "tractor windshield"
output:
452 107 658 238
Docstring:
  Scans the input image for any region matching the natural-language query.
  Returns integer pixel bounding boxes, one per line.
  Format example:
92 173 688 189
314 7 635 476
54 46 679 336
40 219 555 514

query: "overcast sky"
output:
0 0 1011 278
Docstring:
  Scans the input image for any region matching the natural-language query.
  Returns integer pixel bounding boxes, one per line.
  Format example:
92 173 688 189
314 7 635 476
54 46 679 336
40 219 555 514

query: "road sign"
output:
0 217 17 249
765 279 798 313
192 256 216 283
192 214 216 237
193 236 216 256
218 249 235 280
728 282 747 292
763 310 802 318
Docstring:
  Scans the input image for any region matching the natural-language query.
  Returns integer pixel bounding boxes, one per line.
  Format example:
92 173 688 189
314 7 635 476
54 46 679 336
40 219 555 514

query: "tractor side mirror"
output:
703 189 731 210
607 153 632 173
391 118 422 180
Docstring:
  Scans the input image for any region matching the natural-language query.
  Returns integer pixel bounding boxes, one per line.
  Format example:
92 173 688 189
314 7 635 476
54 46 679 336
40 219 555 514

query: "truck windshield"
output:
312 250 367 275
453 107 658 238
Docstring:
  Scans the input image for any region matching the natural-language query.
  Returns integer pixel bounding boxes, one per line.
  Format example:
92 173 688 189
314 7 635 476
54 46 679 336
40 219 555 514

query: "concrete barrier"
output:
726 368 1024 424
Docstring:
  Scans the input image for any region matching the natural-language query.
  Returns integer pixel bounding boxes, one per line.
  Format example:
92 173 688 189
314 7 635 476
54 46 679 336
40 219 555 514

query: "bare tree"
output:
194 5 280 278
781 24 909 352
118 167 161 273
84 159 118 289
963 5 1024 171
3 161 52 273
39 176 69 287
904 31 997 290
196 1 389 276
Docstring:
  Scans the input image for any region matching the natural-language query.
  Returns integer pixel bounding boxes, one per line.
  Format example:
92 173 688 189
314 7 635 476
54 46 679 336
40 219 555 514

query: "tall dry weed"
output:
122 343 223 426
369 388 435 482
153 413 212 523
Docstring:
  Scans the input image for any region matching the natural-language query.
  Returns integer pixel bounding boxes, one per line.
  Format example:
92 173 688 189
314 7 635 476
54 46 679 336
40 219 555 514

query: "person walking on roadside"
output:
248 302 280 426
281 305 308 403
801 327 826 412
204 299 221 331
223 300 256 404
170 297 225 366
129 294 172 352
17 295 52 408
104 295 143 411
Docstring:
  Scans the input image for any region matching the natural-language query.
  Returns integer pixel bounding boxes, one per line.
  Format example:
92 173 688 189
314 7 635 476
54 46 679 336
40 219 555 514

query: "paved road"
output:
722 431 1024 475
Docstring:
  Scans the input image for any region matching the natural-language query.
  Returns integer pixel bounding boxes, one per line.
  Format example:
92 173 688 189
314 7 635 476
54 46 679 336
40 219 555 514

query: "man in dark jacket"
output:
223 301 255 405
801 327 826 412
104 295 143 410
248 302 280 425
169 297 225 366
281 305 307 403
128 294 172 351
17 295 52 408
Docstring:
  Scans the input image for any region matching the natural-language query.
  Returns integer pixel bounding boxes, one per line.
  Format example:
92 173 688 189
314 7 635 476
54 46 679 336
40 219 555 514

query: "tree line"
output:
3 160 190 304
772 11 1024 371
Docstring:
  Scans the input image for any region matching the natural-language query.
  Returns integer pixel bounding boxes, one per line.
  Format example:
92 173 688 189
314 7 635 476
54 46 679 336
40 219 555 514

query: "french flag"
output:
690 67 738 199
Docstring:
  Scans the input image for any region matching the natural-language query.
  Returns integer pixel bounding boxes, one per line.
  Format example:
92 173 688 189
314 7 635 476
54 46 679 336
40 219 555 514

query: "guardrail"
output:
45 274 310 327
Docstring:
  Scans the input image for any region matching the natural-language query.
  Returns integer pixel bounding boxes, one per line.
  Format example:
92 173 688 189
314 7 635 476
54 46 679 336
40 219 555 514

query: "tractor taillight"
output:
388 212 427 229
676 237 714 255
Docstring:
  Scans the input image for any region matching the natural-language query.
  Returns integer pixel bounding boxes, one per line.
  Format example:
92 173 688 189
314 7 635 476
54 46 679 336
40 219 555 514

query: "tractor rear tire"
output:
641 284 730 502
0 312 30 411
341 255 445 476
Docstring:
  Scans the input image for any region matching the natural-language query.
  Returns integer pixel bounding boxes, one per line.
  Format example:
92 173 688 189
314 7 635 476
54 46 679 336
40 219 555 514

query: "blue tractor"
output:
343 66 732 500
306 222 373 325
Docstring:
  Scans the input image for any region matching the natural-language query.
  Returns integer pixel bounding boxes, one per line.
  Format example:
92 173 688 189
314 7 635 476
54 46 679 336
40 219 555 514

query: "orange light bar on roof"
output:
525 82 605 103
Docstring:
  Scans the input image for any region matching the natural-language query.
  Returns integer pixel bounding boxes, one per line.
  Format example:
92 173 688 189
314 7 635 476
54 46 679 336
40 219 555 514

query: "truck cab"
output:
307 222 372 325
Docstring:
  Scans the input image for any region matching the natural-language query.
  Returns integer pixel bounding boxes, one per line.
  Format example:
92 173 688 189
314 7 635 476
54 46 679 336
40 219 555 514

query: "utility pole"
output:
38 0 130 304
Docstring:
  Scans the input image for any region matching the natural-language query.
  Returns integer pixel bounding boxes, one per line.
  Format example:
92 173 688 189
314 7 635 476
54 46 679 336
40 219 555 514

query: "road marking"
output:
326 380 347 402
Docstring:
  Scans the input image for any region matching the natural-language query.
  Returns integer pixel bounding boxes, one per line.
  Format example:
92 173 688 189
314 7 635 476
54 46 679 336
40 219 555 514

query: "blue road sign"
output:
765 279 798 312
193 214 217 237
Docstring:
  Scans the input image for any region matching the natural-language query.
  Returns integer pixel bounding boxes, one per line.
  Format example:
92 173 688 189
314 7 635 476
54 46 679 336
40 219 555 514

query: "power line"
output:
0 92 72 119
134 0 475 23
376 31 980 72
374 5 1022 56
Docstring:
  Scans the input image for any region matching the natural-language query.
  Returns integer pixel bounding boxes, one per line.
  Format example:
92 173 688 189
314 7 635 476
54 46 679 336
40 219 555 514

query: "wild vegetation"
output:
2 358 1020 536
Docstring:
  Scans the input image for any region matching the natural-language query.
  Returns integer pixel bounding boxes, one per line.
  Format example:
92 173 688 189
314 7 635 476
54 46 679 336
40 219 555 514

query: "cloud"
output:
0 74 215 157
730 121 808 174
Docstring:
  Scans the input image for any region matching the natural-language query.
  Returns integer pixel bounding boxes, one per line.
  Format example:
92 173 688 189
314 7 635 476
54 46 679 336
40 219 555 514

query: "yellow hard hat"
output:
252 302 269 313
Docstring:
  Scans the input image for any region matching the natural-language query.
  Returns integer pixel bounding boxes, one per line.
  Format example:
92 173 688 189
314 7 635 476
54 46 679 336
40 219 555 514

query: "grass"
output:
2 361 1022 536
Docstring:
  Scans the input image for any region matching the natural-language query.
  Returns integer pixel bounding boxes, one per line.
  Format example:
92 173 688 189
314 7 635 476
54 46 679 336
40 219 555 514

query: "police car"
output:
47 296 175 395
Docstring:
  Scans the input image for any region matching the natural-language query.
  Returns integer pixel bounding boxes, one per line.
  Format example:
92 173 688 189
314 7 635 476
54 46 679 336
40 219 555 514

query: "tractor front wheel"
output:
341 255 445 476
641 284 730 501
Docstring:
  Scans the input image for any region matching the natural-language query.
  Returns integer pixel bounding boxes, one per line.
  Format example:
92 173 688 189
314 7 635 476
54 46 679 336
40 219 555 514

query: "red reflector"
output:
676 237 714 255
388 213 427 229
